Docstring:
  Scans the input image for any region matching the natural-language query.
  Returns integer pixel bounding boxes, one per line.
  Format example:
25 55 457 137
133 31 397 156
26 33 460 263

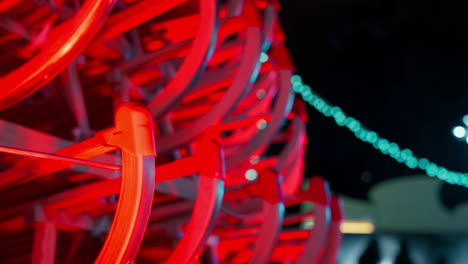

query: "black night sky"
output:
279 0 468 202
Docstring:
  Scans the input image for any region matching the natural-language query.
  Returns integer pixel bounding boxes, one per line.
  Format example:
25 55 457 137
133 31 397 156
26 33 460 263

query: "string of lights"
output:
291 74 468 187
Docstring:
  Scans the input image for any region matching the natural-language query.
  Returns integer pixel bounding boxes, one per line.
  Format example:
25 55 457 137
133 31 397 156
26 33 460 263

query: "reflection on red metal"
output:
0 0 343 263
0 0 117 110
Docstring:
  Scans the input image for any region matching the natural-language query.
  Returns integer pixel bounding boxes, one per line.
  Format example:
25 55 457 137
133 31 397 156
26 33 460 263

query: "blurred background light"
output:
453 126 466 139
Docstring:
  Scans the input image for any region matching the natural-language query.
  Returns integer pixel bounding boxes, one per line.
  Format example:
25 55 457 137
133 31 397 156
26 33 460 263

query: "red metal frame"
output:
0 0 117 110
0 0 343 263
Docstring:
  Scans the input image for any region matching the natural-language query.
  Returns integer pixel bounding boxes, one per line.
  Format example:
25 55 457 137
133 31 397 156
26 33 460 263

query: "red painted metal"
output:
0 0 117 110
0 0 343 263
94 103 156 264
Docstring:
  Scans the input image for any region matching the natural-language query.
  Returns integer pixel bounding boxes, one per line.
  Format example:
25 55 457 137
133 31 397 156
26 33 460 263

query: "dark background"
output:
279 0 468 201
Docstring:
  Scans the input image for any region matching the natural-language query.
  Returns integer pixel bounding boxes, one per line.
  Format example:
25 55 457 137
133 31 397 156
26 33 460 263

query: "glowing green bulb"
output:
345 118 361 132
446 176 456 184
302 89 312 97
306 95 315 104
316 99 325 108
437 167 448 180
355 129 367 140
317 101 328 112
388 143 399 155
427 163 438 177
377 139 390 151
458 174 465 185
405 157 418 169
291 75 302 84
352 122 362 132
292 84 301 92
330 106 342 116
395 152 405 163
297 85 306 93
322 107 332 117
345 117 355 126
365 132 378 144
334 112 346 126
447 172 457 183
332 110 342 118
418 158 429 170
462 175 468 186
400 149 412 161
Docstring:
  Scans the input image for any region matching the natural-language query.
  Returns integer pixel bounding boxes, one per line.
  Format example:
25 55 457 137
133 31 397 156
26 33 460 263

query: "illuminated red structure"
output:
0 0 343 263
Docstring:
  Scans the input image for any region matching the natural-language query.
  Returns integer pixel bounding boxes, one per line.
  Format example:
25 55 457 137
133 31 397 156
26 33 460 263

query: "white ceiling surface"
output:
340 175 468 233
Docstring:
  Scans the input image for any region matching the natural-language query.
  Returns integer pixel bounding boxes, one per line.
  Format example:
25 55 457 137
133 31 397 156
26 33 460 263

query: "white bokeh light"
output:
463 115 468 126
245 169 258 181
453 126 466 139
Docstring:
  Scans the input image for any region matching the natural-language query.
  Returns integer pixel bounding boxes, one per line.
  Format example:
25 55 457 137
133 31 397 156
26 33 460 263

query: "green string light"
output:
291 74 468 187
